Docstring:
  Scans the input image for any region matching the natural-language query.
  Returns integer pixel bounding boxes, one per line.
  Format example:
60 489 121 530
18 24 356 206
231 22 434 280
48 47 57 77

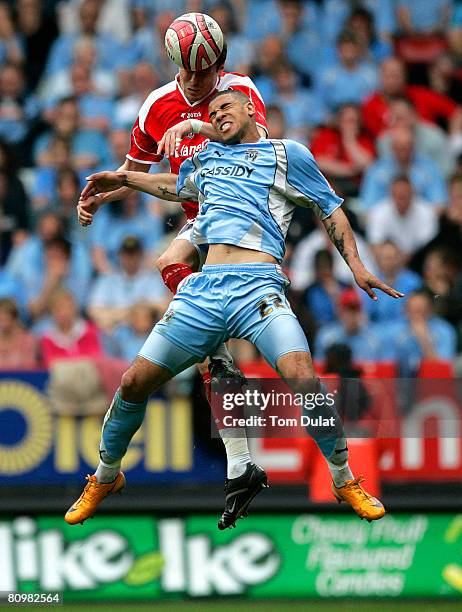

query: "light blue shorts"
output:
139 263 310 373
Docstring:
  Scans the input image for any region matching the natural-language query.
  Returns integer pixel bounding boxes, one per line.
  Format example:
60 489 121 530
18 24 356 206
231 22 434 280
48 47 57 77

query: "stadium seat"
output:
418 359 455 379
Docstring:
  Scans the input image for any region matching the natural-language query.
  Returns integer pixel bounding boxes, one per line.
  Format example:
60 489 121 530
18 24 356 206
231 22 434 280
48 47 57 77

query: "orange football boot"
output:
332 476 386 522
64 472 125 525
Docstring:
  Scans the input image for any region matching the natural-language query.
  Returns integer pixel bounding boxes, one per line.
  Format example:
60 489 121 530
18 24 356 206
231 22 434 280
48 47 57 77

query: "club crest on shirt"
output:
160 309 175 324
245 149 259 162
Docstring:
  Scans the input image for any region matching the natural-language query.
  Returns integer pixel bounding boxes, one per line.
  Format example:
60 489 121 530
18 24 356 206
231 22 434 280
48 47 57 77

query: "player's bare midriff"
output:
205 244 278 265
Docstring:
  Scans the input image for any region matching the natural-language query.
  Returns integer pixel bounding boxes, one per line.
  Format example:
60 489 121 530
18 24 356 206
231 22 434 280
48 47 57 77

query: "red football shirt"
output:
126 71 267 220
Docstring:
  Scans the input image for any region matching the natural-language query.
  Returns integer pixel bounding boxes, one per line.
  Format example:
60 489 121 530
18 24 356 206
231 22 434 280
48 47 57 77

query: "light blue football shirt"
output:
176 139 343 262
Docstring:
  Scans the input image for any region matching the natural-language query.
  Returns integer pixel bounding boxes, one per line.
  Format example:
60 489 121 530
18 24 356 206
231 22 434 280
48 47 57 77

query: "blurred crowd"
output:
0 0 461 378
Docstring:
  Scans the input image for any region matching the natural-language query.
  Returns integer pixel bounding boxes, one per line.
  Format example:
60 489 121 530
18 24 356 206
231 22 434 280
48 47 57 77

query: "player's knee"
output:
120 368 147 403
277 351 314 380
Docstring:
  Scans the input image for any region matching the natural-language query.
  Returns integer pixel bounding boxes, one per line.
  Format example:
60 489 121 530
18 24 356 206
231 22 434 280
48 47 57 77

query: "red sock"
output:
161 263 193 294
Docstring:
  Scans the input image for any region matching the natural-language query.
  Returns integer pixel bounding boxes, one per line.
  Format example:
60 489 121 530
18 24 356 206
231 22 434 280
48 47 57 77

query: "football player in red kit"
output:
78 17 267 398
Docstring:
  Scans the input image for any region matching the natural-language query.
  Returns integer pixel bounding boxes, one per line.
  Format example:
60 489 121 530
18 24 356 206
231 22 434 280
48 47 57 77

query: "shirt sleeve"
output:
176 156 200 201
283 140 343 219
126 117 163 165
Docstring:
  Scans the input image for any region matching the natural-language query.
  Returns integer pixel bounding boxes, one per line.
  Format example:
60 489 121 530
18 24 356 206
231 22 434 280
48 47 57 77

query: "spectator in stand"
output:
366 175 438 256
360 126 447 210
387 289 456 376
0 298 39 369
122 10 177 82
322 0 396 47
266 104 287 139
250 35 286 101
53 168 87 243
16 0 59 91
105 128 131 173
31 136 72 214
310 103 375 196
88 236 167 332
277 0 322 82
113 63 159 129
57 62 114 132
290 218 377 291
58 0 132 44
24 236 90 322
89 192 164 273
395 0 451 35
44 0 124 77
411 173 462 270
362 57 461 138
422 248 462 328
0 269 26 316
210 3 254 74
109 302 161 362
317 30 378 112
43 37 117 103
7 211 92 297
304 249 349 327
0 63 39 160
34 96 110 172
449 4 462 68
345 7 393 63
365 240 422 324
40 290 102 368
0 168 30 265
315 287 385 362
0 3 23 67
270 63 326 141
428 53 462 105
376 97 452 177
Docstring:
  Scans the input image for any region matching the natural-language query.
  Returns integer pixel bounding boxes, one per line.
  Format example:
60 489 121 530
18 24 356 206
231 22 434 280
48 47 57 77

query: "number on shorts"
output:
257 293 286 318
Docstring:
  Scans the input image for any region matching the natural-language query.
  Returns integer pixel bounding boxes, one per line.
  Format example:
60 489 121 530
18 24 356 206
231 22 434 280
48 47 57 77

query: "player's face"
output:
209 94 253 143
179 64 220 102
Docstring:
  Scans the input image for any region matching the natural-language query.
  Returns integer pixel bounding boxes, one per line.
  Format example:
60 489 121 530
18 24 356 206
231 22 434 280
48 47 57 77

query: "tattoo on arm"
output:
325 220 348 264
158 186 178 197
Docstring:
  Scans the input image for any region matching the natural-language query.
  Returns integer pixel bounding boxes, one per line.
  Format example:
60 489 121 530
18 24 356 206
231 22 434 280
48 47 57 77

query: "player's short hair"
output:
209 88 250 106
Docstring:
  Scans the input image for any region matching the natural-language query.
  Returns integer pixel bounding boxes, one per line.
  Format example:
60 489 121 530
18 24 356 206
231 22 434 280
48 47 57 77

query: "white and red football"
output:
165 12 225 71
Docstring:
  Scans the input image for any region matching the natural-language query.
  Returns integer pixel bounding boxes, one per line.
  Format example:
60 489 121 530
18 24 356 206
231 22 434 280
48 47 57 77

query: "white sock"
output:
328 460 353 488
95 458 121 483
220 427 251 478
211 342 233 364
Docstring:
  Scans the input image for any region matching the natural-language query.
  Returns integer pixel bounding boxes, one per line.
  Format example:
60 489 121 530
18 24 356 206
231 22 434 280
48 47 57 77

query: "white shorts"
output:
175 219 208 268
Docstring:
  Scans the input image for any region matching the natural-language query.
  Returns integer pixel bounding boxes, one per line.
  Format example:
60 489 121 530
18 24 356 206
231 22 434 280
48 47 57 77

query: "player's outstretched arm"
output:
322 208 405 301
86 171 182 200
78 171 182 227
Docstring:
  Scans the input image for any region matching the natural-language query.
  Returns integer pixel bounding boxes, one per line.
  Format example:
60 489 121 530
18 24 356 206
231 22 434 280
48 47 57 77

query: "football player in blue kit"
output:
67 90 403 529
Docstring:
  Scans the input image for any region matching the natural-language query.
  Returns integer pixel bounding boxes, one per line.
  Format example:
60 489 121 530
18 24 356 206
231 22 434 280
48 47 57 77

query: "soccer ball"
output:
165 12 225 71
